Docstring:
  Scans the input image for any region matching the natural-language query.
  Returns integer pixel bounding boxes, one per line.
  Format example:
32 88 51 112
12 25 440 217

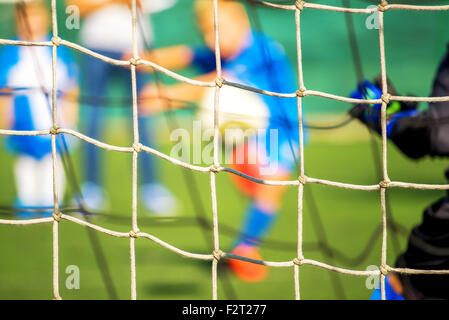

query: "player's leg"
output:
229 181 289 282
37 153 65 214
394 169 449 299
81 51 110 209
133 71 177 215
238 176 288 242
14 155 41 218
227 140 291 281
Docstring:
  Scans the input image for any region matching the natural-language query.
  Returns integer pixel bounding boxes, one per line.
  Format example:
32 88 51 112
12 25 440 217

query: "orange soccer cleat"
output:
228 244 268 282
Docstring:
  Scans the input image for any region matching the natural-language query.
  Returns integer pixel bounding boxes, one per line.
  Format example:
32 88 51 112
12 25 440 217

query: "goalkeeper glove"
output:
349 77 419 137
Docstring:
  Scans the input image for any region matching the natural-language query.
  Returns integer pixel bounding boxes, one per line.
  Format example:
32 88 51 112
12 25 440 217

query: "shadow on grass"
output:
144 281 201 296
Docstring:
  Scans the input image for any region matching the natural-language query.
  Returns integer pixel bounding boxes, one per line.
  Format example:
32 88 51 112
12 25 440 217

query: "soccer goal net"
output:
1 0 449 300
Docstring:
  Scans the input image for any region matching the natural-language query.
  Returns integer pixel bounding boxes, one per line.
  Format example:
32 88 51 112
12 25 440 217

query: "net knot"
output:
215 77 224 88
378 2 388 12
129 229 140 238
298 175 307 185
50 126 60 135
212 249 223 261
293 257 304 266
381 93 391 104
129 57 140 66
380 265 389 276
295 0 305 11
51 36 62 47
132 142 143 153
296 87 307 98
379 179 390 189
52 211 62 222
210 165 221 173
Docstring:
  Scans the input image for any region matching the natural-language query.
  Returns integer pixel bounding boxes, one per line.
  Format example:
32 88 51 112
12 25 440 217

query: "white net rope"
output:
1 0 449 300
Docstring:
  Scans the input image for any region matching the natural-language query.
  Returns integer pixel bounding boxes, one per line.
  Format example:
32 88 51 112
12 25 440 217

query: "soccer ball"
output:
198 80 269 145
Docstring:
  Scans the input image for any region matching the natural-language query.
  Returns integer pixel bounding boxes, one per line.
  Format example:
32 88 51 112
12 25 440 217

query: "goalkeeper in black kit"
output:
350 44 449 300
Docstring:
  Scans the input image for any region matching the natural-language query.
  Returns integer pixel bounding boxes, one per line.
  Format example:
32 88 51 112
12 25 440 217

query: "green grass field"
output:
0 0 449 300
1 123 448 300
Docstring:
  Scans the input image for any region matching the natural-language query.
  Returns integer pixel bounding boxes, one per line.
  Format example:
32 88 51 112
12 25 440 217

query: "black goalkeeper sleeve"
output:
389 43 449 160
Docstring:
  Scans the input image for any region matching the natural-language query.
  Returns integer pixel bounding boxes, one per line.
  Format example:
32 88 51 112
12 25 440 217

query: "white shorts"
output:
14 154 65 207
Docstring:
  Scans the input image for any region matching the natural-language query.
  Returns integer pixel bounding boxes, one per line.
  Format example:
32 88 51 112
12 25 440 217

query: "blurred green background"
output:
0 0 449 300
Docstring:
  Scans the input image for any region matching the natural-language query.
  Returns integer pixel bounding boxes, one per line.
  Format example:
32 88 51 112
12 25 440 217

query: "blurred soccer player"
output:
138 0 302 282
66 0 177 214
0 1 78 217
351 44 449 300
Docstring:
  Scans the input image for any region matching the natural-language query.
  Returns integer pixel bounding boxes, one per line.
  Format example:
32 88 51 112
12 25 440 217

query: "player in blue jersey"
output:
137 0 302 282
0 1 79 217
